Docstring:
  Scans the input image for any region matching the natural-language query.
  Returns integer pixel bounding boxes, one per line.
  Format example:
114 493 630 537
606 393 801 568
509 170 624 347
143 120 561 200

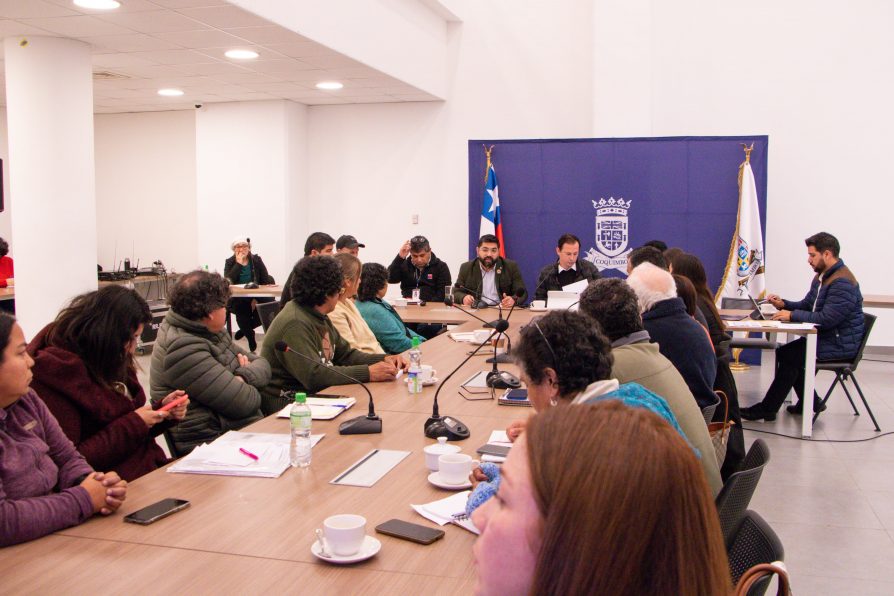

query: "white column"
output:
5 37 97 337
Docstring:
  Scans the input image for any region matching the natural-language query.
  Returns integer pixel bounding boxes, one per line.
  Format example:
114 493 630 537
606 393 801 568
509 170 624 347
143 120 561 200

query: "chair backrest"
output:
256 300 280 332
701 392 721 425
162 429 183 460
850 312 876 368
727 510 785 591
715 439 771 546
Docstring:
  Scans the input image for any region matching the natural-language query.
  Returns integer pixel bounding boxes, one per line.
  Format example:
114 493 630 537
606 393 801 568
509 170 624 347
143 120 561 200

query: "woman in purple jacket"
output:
0 313 128 547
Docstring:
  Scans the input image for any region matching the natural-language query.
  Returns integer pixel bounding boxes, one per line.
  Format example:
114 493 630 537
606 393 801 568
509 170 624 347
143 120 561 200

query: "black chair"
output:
720 297 781 351
162 429 183 460
727 510 785 594
701 392 721 425
256 300 280 332
814 313 880 431
715 438 771 546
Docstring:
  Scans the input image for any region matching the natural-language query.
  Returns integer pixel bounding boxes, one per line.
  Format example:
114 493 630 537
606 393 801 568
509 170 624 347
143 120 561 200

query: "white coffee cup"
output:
531 300 546 310
322 514 366 556
418 364 435 383
438 453 479 485
424 436 461 471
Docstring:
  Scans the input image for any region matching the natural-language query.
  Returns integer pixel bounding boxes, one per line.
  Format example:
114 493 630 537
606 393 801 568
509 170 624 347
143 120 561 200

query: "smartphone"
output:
123 498 190 525
476 443 511 458
498 388 531 407
158 395 188 412
375 519 445 545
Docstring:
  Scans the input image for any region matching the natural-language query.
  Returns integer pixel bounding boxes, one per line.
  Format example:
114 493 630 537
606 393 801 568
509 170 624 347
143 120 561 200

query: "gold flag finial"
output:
741 142 754 164
483 144 494 169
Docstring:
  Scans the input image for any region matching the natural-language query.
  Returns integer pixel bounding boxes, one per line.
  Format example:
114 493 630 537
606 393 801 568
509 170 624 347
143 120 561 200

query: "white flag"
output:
716 158 765 304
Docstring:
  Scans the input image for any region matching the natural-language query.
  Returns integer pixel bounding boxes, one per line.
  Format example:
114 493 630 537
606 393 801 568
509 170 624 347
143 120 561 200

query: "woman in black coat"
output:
224 237 275 352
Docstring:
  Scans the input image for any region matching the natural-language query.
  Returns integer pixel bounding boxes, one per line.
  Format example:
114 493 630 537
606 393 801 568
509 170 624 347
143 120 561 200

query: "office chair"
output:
727 510 786 594
256 300 280 332
716 438 771 546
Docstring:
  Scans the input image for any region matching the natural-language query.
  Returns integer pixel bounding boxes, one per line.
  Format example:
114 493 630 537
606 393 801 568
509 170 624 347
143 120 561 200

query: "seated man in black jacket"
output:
534 233 601 301
224 237 275 352
627 262 718 409
388 235 452 338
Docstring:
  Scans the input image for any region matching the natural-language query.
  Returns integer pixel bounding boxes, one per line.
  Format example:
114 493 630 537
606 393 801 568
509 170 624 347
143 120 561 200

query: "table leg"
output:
802 333 817 438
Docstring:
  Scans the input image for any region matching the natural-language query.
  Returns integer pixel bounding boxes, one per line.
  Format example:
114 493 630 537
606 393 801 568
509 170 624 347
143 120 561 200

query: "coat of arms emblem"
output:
585 197 633 273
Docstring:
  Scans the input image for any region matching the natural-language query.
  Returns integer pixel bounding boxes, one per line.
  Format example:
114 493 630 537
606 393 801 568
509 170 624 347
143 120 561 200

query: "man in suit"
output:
533 233 601 301
454 234 527 308
741 232 864 421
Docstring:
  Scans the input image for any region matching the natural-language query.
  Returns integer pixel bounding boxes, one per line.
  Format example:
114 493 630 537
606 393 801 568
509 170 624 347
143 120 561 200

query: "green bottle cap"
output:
294 392 307 404
411 337 421 348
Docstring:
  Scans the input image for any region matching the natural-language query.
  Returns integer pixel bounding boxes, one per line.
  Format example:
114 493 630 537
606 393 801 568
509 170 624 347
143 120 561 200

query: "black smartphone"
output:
476 443 511 458
375 519 445 545
123 498 190 525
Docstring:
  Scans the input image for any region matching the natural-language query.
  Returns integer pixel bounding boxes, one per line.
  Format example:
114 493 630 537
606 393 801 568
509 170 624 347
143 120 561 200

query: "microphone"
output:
274 341 382 435
425 330 499 441
484 287 524 388
530 271 552 305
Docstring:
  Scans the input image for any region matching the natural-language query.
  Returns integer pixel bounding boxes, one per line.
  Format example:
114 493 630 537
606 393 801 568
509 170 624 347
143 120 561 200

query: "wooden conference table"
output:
3 305 536 594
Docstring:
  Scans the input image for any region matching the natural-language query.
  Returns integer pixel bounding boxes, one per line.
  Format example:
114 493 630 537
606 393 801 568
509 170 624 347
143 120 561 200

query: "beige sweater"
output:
329 299 385 354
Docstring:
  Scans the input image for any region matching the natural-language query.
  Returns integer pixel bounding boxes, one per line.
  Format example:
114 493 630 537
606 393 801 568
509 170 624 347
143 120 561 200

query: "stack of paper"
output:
411 491 480 534
167 431 323 478
276 396 356 420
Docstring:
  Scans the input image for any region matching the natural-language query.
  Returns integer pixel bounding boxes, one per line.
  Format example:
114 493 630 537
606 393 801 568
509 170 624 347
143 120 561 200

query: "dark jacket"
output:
224 253 275 286
150 311 268 456
260 301 385 415
387 252 452 302
534 259 601 301
696 296 732 364
784 259 864 360
453 257 527 305
28 325 171 482
641 298 717 409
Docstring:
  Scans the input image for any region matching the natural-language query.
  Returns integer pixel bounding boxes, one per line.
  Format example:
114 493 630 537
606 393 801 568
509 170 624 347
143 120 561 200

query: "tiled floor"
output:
734 358 894 594
137 341 894 594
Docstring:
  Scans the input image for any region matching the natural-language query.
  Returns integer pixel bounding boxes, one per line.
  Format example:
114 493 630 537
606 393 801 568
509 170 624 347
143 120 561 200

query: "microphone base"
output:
339 415 383 435
486 370 521 390
486 353 514 364
423 415 470 441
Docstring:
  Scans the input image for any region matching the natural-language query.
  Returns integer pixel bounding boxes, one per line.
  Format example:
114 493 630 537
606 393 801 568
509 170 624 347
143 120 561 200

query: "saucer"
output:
406 377 439 387
312 535 381 564
428 471 472 490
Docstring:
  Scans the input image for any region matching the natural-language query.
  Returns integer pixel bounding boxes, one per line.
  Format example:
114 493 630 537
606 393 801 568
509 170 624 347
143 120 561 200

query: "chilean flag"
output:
480 161 505 257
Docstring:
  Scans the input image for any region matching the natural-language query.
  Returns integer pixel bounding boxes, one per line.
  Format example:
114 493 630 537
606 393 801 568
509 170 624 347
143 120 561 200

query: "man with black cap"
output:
336 235 365 256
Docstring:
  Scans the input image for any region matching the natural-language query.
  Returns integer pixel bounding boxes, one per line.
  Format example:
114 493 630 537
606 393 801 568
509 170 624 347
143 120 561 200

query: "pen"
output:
395 369 404 380
333 449 379 483
239 447 259 461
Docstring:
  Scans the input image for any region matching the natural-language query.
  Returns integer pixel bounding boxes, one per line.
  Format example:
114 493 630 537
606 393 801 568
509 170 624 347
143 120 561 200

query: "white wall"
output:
0 108 10 250
593 0 893 345
196 100 308 283
95 110 197 275
306 0 595 272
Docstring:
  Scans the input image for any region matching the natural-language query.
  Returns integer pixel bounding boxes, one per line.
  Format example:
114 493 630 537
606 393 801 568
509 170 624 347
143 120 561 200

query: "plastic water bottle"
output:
289 392 312 467
408 337 423 394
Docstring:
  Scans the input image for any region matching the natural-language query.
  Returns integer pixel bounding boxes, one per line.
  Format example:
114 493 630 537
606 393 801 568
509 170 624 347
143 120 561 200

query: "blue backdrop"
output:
467 136 768 296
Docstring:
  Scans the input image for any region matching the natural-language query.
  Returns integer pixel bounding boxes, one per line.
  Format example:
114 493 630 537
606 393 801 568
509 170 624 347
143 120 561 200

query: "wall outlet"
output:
412 214 419 224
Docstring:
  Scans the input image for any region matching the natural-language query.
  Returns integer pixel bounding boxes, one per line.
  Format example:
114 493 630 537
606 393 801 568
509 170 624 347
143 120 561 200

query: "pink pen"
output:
239 448 259 461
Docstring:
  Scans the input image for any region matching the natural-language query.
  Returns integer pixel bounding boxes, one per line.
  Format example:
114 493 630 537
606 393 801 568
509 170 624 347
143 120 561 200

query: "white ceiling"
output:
0 0 440 113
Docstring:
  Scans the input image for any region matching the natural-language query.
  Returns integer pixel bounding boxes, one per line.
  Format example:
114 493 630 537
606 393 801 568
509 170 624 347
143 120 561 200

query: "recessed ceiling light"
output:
316 81 344 90
157 88 184 97
225 49 259 60
74 0 121 9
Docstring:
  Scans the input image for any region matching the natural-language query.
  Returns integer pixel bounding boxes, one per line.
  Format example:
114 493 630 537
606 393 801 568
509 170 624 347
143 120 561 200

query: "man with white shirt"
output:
533 233 601 301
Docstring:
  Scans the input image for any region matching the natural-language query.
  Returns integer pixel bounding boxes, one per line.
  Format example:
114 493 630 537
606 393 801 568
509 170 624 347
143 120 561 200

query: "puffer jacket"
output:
150 311 270 455
784 259 864 360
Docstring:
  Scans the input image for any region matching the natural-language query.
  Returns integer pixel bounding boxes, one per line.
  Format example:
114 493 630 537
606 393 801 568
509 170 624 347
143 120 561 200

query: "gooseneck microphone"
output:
424 329 498 441
274 341 382 435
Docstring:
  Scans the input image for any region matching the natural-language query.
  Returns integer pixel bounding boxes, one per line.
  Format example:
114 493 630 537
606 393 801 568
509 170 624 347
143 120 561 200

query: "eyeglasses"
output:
529 318 559 370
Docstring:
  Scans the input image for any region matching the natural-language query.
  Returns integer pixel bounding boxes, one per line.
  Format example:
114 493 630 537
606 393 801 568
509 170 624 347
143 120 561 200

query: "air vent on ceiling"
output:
93 70 131 80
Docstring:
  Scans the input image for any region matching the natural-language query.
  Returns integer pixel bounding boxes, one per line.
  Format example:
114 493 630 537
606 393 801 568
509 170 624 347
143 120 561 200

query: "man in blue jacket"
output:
742 232 864 421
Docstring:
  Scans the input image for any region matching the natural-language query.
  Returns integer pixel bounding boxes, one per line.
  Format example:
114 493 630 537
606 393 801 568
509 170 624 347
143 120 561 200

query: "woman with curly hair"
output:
260 256 407 415
150 270 269 456
355 262 425 354
28 286 189 480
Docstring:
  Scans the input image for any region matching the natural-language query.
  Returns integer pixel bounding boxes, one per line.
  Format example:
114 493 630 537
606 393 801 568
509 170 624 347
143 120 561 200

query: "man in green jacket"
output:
579 277 723 496
261 256 407 415
453 234 527 308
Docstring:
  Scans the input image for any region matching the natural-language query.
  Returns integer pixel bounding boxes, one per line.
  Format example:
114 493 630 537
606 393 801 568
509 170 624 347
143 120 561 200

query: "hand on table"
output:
384 354 408 372
506 419 527 442
772 310 792 322
462 294 476 307
81 471 128 515
369 360 398 382
500 294 515 308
